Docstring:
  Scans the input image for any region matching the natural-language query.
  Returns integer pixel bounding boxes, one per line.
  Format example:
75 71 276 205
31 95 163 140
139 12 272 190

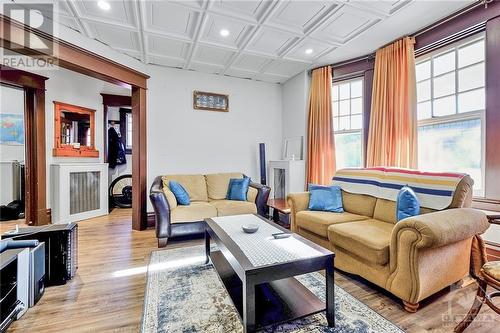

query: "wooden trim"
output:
101 94 132 163
132 87 147 230
52 101 99 157
2 15 148 230
0 65 48 89
119 108 132 154
0 14 149 89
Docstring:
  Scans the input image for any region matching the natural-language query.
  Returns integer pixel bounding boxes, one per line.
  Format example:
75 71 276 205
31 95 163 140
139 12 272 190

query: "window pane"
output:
418 118 483 196
417 80 431 102
433 51 455 76
338 116 350 131
350 80 362 98
433 72 455 98
339 83 350 99
339 100 350 116
335 132 362 169
433 95 456 117
458 40 484 68
333 117 339 131
332 85 339 101
458 63 484 92
417 101 432 120
333 101 339 117
351 114 362 130
458 88 485 113
351 97 362 114
416 61 431 82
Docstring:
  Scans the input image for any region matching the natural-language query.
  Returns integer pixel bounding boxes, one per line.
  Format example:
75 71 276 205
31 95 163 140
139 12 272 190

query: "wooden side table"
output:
268 199 291 229
480 210 500 261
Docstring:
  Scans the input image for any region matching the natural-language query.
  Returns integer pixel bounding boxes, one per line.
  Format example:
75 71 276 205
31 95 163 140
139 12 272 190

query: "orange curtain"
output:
306 66 336 185
366 37 417 168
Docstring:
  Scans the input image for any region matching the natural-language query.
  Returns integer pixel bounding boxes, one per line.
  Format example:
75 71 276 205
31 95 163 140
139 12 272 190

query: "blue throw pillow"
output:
396 186 420 222
226 177 250 201
169 181 190 205
308 184 344 213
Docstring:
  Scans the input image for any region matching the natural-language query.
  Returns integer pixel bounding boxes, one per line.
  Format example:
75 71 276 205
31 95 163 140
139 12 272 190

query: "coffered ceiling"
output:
13 0 473 84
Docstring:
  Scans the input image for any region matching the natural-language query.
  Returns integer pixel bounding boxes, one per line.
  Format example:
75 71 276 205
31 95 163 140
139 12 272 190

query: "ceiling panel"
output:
86 22 140 52
266 1 337 34
245 27 299 57
143 1 199 40
199 14 253 49
28 0 474 84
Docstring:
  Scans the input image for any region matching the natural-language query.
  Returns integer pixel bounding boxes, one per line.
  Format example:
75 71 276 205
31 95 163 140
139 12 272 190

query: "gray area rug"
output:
141 245 404 333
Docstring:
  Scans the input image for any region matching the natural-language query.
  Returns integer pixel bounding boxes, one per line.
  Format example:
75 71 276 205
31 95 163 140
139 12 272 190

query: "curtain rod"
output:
309 0 487 73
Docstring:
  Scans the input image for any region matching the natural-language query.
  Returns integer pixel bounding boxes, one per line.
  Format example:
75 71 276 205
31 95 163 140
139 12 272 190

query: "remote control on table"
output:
272 232 291 239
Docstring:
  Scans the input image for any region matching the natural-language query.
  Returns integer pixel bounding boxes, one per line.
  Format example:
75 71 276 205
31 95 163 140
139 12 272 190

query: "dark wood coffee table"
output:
204 214 335 333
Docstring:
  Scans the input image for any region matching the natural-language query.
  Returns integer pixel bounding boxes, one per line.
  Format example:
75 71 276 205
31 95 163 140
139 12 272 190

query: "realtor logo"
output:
2 2 57 69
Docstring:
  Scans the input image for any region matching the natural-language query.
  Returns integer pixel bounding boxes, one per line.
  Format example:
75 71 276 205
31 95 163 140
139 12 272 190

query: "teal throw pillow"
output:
396 186 420 222
169 181 190 205
308 184 344 213
226 177 250 201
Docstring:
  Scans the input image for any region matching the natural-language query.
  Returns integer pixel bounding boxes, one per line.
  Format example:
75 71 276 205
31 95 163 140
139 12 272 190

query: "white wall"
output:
281 71 309 141
147 65 283 209
42 67 130 207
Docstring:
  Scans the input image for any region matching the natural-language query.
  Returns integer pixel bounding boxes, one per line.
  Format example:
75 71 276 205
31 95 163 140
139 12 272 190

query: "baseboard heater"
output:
51 163 108 223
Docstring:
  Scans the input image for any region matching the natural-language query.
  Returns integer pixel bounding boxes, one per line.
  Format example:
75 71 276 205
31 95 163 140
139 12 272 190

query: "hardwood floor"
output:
1 210 498 332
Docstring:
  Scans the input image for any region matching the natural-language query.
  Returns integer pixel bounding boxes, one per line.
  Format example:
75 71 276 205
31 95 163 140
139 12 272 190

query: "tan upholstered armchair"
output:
287 174 490 312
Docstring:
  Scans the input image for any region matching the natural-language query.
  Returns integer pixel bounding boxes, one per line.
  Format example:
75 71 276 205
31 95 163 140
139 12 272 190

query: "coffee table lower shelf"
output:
210 250 326 330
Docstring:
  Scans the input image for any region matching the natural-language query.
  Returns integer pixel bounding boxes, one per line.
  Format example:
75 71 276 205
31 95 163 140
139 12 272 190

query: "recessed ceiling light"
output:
97 0 111 11
305 48 314 55
220 29 230 37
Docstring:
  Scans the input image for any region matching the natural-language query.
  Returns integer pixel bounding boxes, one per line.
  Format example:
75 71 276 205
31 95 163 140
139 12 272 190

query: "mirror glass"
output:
60 110 92 146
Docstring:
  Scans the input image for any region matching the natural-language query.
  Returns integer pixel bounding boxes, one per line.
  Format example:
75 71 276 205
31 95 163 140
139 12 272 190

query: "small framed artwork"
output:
193 91 229 112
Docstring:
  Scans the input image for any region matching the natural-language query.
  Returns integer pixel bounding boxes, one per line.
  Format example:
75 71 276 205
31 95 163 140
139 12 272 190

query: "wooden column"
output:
131 87 147 230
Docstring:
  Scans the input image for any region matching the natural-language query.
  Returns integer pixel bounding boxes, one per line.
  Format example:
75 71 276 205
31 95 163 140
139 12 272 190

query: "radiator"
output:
51 163 108 223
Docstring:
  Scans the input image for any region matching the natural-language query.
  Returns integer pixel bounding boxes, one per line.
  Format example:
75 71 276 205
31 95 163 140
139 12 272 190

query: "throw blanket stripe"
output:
332 168 466 210
332 177 453 196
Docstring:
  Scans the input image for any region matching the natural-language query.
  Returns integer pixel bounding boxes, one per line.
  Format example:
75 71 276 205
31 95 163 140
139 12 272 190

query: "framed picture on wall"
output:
283 136 304 160
193 91 229 112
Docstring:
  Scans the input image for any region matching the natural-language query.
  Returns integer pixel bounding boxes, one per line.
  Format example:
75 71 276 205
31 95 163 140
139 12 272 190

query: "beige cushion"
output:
342 191 377 217
329 219 393 265
247 187 258 203
296 211 368 238
171 202 217 223
162 186 178 210
205 172 244 200
482 261 500 281
162 174 208 202
373 198 397 224
210 200 257 216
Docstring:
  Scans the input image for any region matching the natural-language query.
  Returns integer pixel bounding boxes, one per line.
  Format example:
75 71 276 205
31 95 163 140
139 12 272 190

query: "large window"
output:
332 78 364 169
416 34 485 196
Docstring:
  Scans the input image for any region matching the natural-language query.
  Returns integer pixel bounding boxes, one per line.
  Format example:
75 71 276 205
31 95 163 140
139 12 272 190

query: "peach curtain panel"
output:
366 37 418 168
306 66 336 185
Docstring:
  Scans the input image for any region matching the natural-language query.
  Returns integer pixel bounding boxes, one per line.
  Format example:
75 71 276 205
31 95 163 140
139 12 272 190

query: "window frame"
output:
416 33 486 197
332 76 365 169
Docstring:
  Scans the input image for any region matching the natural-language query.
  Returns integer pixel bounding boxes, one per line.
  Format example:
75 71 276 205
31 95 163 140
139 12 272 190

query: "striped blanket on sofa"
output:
332 167 467 210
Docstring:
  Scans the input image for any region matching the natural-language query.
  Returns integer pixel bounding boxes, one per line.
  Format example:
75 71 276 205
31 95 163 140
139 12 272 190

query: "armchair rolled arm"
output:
249 181 270 217
286 192 310 232
391 208 489 251
149 176 172 239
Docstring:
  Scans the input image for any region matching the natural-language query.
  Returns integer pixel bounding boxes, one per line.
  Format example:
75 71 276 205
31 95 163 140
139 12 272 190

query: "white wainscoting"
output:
51 163 108 223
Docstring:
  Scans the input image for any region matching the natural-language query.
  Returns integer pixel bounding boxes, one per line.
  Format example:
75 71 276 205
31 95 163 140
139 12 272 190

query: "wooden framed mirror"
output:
53 101 99 157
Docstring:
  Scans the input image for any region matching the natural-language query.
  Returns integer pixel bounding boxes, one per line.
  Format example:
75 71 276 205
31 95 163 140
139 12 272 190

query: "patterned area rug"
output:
141 245 404 333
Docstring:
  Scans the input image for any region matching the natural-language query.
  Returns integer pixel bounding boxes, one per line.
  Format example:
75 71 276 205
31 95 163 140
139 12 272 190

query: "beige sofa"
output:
150 172 270 247
287 175 489 312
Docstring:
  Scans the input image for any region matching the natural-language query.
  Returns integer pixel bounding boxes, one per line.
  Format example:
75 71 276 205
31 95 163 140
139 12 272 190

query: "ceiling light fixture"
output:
97 0 111 11
220 29 230 37
305 48 314 55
